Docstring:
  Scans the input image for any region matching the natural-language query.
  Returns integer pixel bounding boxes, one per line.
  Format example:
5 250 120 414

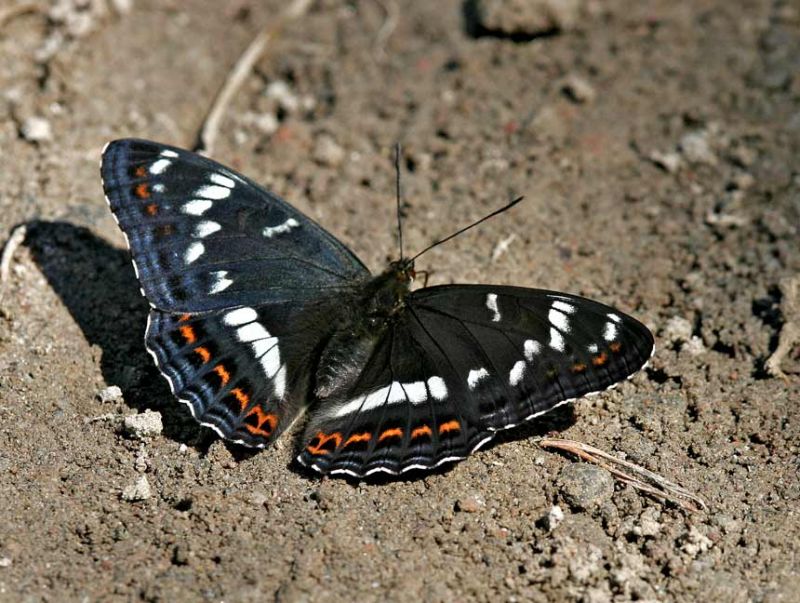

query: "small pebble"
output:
110 0 133 15
97 385 124 404
121 475 151 501
240 111 279 136
20 116 53 142
474 0 584 35
265 80 299 113
313 135 345 167
683 336 707 356
662 316 693 344
562 74 596 103
455 494 485 513
558 464 614 510
0 557 11 568
123 410 163 439
681 525 713 556
648 150 682 173
680 130 717 165
544 505 565 531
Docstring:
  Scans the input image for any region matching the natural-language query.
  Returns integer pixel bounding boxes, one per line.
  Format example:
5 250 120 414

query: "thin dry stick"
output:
196 0 313 156
765 275 800 381
539 438 707 512
374 0 399 59
0 224 27 285
0 1 44 28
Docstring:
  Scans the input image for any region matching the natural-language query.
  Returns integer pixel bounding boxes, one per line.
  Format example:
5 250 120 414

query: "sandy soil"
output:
1 0 799 601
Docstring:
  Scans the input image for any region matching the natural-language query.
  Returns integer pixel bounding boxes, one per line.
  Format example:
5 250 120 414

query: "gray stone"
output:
558 464 614 510
123 410 163 439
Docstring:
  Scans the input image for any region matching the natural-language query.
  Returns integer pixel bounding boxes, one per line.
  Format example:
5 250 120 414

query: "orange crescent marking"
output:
134 183 150 199
378 427 403 442
592 352 608 366
179 325 196 344
244 407 278 436
410 425 433 439
178 314 192 322
344 432 372 447
572 362 587 373
438 420 461 435
609 342 622 353
306 431 343 455
193 346 211 363
134 166 147 177
145 203 158 216
231 387 249 411
213 364 230 386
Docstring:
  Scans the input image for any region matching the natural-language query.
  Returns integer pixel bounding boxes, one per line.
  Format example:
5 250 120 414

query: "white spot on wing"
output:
152 183 165 193
550 327 565 351
209 270 232 294
587 343 599 353
405 381 427 404
196 185 231 200
427 376 447 400
262 218 300 238
467 368 489 390
237 322 270 343
603 321 618 342
195 220 221 238
607 313 621 323
252 337 278 358
548 307 570 333
387 381 407 403
149 158 171 174
509 360 526 386
184 242 204 264
182 200 212 215
210 173 235 188
486 293 501 322
224 307 257 326
273 365 287 399
524 339 541 361
160 149 178 158
330 378 440 418
552 300 576 314
261 345 281 377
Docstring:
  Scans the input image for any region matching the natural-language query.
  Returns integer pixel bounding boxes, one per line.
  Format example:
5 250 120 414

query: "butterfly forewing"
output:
410 286 654 429
101 139 369 314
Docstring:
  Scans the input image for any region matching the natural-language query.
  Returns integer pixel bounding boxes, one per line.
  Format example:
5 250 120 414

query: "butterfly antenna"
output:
395 143 405 259
410 195 524 262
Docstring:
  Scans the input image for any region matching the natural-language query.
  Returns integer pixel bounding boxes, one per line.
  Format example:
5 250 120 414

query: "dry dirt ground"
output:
1 0 799 601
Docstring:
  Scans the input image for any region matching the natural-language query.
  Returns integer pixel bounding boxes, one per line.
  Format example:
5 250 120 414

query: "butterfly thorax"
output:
361 259 415 321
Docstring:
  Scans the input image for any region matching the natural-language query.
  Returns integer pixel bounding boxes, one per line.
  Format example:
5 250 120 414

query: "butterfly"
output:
100 138 654 478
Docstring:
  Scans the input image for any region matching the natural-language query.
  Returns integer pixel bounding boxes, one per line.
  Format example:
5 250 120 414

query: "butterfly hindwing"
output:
297 318 492 476
145 304 307 447
101 139 369 314
297 286 653 477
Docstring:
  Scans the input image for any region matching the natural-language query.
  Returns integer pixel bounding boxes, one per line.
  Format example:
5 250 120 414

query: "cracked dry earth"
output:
1 0 799 601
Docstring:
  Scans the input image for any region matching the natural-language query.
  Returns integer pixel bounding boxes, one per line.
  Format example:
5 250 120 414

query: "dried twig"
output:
0 1 44 28
374 0 399 59
0 223 27 290
195 0 313 156
765 275 800 381
539 438 707 512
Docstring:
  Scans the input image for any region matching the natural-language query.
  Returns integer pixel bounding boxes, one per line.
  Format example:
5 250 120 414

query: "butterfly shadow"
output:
25 220 213 447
